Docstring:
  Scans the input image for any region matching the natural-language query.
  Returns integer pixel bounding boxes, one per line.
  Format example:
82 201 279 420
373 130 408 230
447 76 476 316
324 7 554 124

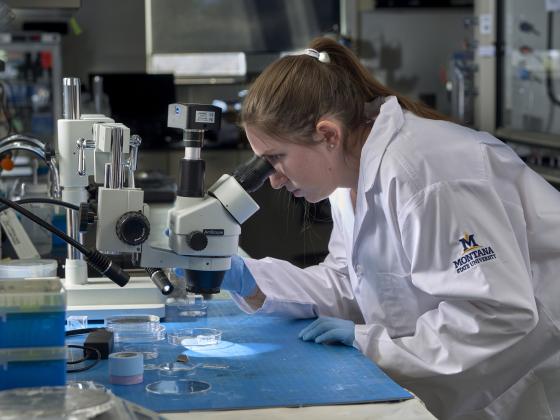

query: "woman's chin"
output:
302 193 324 204
292 188 329 203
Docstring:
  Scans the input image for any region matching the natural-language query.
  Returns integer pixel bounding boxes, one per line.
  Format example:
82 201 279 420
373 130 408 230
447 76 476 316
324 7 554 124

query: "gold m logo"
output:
459 233 480 253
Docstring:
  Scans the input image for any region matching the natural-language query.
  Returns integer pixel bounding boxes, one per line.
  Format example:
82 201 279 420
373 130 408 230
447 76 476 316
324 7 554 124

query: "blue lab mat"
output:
69 300 412 412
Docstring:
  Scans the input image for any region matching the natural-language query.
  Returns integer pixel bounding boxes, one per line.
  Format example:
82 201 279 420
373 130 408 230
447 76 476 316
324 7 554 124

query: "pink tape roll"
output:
109 374 143 385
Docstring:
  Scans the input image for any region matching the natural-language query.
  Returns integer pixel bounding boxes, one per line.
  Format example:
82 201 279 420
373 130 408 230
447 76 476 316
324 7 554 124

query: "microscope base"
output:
65 276 167 320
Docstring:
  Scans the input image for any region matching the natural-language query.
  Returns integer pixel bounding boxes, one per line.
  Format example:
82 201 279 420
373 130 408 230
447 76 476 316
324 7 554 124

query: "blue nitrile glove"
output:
174 255 256 297
298 316 355 346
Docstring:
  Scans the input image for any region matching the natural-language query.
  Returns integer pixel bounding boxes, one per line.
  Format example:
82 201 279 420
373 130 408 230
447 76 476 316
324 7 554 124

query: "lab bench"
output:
67 299 436 420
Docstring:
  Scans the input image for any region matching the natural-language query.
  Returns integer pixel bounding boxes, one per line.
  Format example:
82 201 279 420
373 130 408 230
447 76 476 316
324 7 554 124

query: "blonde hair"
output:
242 37 448 153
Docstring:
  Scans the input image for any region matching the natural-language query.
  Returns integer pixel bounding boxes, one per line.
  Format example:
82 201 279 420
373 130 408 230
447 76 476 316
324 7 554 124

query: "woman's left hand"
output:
298 316 355 346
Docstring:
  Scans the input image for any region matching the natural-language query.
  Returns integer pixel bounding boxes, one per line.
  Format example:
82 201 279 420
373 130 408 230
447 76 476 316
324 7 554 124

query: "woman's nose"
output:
269 171 288 190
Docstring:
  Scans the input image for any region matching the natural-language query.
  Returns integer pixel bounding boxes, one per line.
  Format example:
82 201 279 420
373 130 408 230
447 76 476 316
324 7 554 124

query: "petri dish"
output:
106 315 160 330
157 362 198 378
122 342 159 360
106 315 165 343
66 381 106 392
197 361 244 372
198 363 232 370
0 386 114 418
168 328 222 347
146 380 211 395
178 302 208 318
166 296 208 318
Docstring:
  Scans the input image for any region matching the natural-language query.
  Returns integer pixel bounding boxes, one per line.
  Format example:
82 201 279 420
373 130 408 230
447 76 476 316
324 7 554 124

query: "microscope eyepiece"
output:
232 155 275 193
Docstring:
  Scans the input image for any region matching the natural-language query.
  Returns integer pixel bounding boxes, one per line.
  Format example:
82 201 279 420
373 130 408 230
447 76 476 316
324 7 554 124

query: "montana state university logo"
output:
453 233 497 274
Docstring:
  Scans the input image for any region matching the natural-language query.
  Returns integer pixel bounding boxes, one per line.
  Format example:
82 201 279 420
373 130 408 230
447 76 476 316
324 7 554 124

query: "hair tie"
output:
304 48 330 63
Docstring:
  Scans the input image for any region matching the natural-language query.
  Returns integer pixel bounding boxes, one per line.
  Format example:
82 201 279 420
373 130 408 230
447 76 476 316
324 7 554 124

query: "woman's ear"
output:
316 119 343 150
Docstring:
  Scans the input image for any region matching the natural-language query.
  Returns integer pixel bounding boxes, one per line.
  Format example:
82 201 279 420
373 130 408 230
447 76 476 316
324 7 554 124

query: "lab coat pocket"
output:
457 371 552 420
370 272 418 338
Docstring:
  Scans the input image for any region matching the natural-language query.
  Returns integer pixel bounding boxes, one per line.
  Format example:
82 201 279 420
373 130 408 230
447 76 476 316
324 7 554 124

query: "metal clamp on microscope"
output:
74 112 174 294
0 78 132 288
57 78 161 294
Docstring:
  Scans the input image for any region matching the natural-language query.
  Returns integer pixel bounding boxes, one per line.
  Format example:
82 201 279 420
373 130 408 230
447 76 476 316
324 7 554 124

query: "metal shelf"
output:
527 163 560 188
496 128 560 151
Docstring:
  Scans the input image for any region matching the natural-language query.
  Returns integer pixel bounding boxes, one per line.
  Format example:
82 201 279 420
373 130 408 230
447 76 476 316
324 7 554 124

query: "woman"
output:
217 37 560 419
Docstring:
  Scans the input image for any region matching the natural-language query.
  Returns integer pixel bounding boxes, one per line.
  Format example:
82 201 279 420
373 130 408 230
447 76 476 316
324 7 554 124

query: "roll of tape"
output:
109 351 143 385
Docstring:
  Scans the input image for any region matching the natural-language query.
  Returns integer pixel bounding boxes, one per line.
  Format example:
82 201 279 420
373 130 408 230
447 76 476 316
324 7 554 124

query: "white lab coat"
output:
231 96 560 420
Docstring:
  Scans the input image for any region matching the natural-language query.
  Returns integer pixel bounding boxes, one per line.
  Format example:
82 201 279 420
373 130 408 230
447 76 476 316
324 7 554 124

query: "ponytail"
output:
242 37 448 153
307 37 448 121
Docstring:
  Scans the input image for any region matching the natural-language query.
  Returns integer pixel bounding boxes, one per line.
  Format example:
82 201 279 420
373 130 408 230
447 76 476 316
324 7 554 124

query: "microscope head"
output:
162 103 274 295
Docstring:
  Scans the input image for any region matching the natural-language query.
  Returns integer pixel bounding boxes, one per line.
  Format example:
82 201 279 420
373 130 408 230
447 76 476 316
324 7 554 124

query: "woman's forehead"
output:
246 126 284 152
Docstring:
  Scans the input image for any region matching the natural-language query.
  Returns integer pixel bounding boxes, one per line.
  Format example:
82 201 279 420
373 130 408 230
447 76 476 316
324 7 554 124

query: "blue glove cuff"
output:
228 255 257 297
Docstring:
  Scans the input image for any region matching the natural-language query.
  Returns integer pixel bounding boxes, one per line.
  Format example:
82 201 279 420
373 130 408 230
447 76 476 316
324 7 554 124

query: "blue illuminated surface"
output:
183 340 280 358
68 300 411 412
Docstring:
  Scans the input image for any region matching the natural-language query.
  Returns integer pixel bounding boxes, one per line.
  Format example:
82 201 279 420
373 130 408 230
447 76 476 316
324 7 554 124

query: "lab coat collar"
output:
359 96 405 193
351 96 405 259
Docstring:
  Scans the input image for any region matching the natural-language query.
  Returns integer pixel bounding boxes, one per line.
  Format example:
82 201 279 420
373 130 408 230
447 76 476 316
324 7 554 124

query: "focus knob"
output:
186 231 208 251
115 211 150 246
78 202 94 232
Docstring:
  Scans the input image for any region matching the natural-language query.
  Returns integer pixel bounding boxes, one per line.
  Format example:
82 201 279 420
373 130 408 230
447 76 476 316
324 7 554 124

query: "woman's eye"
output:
267 154 282 163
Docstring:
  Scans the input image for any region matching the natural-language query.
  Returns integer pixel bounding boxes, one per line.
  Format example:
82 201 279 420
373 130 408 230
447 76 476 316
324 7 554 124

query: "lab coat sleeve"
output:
229 204 363 323
354 180 538 380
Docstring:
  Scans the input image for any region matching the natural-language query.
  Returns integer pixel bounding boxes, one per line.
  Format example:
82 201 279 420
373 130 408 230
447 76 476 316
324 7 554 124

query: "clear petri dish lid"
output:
198 362 243 372
110 324 166 343
106 315 160 331
157 362 198 377
167 328 222 347
122 343 160 360
166 296 208 318
66 381 107 392
145 380 211 396
178 303 208 318
0 386 114 419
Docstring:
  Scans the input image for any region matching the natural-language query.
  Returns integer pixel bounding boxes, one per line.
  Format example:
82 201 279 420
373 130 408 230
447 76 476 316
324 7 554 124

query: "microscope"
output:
0 77 272 316
68 85 273 296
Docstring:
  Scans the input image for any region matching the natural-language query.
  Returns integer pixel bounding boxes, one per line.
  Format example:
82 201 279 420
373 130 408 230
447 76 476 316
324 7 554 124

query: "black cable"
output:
546 12 560 107
65 327 101 337
0 198 80 214
66 344 101 373
0 196 130 286
0 196 88 254
67 353 89 365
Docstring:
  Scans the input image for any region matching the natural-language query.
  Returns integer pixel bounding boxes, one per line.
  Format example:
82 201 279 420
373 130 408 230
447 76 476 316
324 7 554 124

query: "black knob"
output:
115 211 150 246
78 203 92 232
186 231 208 251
